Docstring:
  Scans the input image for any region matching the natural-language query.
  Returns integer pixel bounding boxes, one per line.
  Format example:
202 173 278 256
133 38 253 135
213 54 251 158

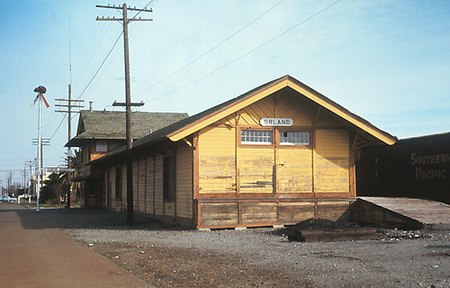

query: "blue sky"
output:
1 0 449 185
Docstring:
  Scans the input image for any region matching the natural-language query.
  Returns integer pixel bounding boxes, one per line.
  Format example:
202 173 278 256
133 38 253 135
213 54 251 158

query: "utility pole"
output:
55 84 84 208
24 160 34 195
32 136 50 197
32 85 49 211
23 167 26 194
96 3 152 224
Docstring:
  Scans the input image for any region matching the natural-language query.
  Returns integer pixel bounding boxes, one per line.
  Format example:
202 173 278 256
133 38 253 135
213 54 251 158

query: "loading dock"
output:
351 197 450 229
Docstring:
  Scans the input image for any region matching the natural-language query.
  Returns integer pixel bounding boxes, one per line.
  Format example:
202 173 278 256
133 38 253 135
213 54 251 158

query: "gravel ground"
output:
67 220 450 288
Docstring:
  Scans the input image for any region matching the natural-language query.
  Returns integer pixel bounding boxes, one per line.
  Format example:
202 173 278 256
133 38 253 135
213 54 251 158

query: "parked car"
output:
0 195 17 202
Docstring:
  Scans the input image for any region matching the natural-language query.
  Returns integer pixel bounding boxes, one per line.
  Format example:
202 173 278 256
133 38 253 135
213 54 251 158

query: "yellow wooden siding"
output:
176 145 193 218
277 148 313 193
120 165 126 208
132 160 139 209
238 147 274 193
145 157 155 214
154 156 164 216
314 130 350 193
137 158 146 213
315 108 348 127
165 202 175 217
198 127 236 194
239 97 275 126
274 92 316 126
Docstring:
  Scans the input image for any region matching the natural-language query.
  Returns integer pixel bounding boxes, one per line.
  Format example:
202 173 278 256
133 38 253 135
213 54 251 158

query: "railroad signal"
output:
32 85 49 108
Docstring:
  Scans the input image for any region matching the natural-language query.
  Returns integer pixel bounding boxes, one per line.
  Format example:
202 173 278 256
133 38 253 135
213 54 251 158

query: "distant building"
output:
66 110 188 207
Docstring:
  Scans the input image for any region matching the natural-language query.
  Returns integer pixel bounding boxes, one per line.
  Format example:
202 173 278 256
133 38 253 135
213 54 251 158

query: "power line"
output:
48 4 134 142
146 0 343 102
73 23 114 88
134 0 285 97
131 0 155 20
49 10 127 142
50 115 67 140
76 31 123 101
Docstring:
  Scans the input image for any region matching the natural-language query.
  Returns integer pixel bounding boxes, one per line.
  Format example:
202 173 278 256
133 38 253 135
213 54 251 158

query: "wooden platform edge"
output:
349 198 424 230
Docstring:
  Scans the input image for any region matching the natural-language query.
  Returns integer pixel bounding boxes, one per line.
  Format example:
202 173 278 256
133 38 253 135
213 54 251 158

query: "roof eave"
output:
167 76 396 145
168 76 289 142
287 79 397 145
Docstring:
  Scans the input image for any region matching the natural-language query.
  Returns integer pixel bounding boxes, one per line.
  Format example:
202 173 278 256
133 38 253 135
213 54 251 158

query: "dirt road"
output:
0 203 150 288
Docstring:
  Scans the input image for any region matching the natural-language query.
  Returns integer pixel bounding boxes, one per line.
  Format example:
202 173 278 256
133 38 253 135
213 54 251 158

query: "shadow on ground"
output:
0 202 185 231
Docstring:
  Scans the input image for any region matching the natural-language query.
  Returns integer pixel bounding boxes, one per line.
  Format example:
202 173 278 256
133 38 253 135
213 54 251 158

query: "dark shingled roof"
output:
66 110 188 147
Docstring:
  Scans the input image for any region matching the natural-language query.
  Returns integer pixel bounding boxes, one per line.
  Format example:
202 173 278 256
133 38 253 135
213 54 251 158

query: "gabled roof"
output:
133 75 396 148
66 110 188 147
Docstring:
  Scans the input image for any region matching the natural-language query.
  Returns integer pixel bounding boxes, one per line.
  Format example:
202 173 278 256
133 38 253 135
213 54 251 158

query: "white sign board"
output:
260 118 293 127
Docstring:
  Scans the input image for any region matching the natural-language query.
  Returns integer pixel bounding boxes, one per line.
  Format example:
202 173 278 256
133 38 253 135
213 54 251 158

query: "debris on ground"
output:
276 218 381 242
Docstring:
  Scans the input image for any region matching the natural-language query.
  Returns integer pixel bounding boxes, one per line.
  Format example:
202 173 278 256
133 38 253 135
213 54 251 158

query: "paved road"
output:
0 203 150 288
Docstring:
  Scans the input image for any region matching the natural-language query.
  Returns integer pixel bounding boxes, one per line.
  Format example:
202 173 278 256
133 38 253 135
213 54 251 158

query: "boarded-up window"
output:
115 166 122 200
163 156 175 202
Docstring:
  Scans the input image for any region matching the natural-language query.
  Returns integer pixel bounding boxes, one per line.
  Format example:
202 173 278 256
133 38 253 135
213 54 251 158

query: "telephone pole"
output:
55 84 84 208
24 160 34 195
96 3 152 224
32 85 49 211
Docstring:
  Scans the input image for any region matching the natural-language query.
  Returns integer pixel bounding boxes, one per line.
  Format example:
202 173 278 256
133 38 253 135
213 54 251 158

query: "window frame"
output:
239 127 312 148
279 130 311 147
95 141 108 153
240 128 274 146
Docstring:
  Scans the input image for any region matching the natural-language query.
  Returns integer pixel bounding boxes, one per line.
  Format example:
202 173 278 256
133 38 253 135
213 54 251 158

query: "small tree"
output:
68 149 82 205
41 172 66 205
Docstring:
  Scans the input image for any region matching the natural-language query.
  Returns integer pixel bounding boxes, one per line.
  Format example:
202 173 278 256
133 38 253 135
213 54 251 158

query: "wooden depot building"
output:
66 110 188 208
91 75 397 229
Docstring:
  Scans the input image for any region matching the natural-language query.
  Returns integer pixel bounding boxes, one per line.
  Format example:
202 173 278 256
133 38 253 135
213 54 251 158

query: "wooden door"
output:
277 148 313 193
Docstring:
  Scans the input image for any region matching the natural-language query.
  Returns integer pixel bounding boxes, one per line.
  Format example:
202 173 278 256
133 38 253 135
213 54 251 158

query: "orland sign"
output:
260 118 293 127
